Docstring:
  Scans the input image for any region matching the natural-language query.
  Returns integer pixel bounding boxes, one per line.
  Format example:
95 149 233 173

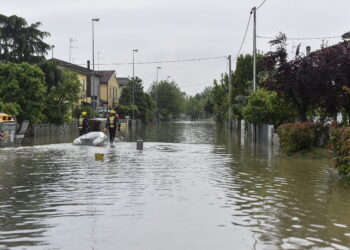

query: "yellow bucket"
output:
95 153 104 161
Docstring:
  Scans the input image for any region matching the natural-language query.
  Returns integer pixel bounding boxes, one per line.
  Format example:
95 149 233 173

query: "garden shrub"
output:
328 124 350 176
277 122 316 153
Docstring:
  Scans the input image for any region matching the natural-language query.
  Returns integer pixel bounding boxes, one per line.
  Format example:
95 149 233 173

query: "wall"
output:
76 72 89 104
100 83 108 103
26 122 78 137
108 75 118 107
240 120 278 145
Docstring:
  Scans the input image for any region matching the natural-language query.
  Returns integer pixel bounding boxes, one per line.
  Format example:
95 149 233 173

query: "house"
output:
116 77 129 102
97 70 118 108
51 59 101 108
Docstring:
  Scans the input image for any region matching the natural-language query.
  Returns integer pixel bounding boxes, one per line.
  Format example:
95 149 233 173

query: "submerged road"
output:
0 121 350 249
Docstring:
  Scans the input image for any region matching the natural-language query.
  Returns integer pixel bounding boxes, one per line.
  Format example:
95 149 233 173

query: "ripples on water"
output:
0 121 349 250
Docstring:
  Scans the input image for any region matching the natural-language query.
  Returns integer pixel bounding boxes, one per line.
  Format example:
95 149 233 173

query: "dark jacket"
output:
105 115 120 129
78 116 89 129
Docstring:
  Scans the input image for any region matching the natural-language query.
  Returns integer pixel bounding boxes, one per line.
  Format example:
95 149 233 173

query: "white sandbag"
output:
73 132 108 146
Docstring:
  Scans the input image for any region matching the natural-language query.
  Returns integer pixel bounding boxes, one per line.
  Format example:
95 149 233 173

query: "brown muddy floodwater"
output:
0 121 350 250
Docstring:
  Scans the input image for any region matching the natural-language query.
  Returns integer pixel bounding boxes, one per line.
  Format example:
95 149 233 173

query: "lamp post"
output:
91 18 100 115
167 75 171 82
51 45 55 59
156 67 161 121
156 66 161 83
132 49 138 120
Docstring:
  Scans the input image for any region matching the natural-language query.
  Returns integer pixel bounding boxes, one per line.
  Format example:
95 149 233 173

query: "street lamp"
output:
156 66 161 83
167 75 171 82
156 66 161 121
91 18 100 114
51 45 55 59
132 49 138 120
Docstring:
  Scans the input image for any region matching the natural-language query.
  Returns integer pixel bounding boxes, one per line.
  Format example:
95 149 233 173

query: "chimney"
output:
87 60 90 69
306 46 311 56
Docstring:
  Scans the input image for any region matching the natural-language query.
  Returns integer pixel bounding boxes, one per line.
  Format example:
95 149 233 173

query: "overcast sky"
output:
2 0 350 95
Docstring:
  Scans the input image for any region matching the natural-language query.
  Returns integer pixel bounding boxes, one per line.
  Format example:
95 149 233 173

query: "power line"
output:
235 12 253 59
256 0 267 10
257 35 341 40
77 56 228 67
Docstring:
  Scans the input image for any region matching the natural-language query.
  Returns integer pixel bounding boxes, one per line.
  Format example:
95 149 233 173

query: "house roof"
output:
97 70 115 83
116 77 129 87
49 58 102 77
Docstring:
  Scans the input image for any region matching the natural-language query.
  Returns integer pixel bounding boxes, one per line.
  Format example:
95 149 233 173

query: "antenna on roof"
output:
69 37 78 63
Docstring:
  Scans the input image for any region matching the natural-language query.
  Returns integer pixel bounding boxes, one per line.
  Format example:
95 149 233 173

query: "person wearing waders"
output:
78 112 89 135
105 110 120 144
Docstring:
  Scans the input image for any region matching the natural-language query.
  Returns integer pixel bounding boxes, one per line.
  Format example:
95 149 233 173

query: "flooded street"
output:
1 121 350 249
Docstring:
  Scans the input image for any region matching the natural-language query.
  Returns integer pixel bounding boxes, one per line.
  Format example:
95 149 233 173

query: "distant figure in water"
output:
191 114 196 122
104 110 121 144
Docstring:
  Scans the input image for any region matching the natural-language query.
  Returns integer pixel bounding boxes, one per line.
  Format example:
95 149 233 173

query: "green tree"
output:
149 80 185 120
185 87 214 120
231 54 264 121
0 102 20 117
0 14 50 63
242 88 296 127
39 61 81 124
0 63 46 123
211 77 229 123
119 77 155 122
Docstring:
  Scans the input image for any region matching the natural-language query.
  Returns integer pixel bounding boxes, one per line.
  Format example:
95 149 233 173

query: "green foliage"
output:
211 78 228 123
185 87 214 120
119 77 155 122
149 80 185 120
73 105 98 119
39 61 81 124
277 122 316 153
0 14 50 63
328 124 350 176
242 88 296 127
114 104 138 118
0 63 46 123
231 54 264 120
0 102 20 116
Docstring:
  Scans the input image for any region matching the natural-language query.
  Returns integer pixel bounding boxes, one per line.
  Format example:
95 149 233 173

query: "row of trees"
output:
116 78 189 122
210 34 350 127
0 14 81 124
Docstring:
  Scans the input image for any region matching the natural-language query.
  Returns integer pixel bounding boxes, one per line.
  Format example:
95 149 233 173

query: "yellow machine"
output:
0 113 14 122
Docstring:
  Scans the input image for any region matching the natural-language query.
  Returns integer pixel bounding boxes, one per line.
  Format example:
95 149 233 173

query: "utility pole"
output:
132 49 138 120
228 55 232 130
91 18 100 115
252 7 257 93
252 7 257 142
156 66 161 122
97 51 101 70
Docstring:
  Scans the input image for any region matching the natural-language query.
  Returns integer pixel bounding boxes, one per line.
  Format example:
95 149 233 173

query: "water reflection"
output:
0 121 349 249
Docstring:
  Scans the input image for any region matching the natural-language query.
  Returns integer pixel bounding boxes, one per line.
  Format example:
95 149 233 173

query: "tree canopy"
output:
0 63 46 123
149 80 185 120
0 14 50 63
118 77 155 122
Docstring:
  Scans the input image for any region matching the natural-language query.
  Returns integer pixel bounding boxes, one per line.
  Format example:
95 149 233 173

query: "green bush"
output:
242 88 296 127
73 105 98 119
328 124 350 176
277 122 316 153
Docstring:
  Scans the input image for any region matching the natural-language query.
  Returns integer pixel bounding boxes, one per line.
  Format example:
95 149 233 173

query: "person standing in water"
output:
78 112 89 135
104 110 120 143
